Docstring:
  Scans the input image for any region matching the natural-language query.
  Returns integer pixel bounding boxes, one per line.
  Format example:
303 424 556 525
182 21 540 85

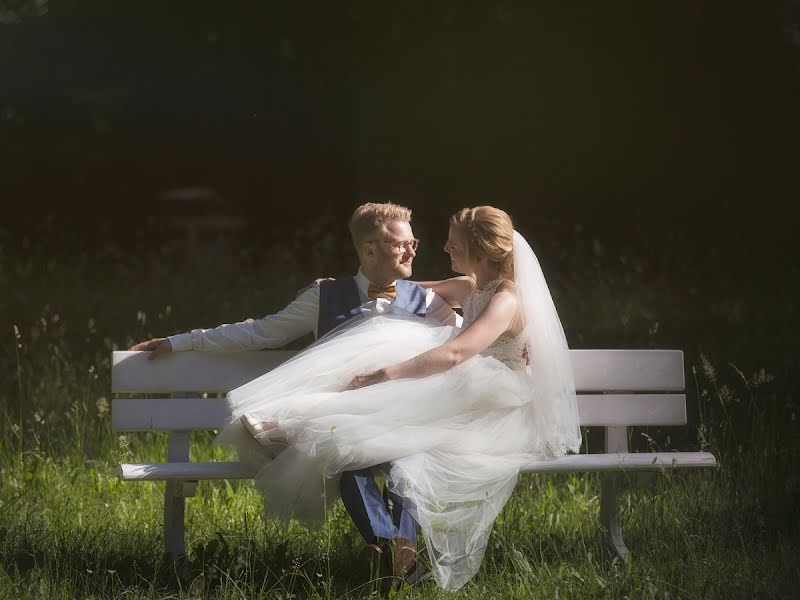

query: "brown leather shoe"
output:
392 536 418 582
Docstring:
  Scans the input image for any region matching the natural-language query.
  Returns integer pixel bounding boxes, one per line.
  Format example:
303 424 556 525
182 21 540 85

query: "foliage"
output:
0 222 797 598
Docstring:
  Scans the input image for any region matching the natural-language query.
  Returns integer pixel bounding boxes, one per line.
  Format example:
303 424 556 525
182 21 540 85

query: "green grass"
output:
1 223 798 598
1 444 796 598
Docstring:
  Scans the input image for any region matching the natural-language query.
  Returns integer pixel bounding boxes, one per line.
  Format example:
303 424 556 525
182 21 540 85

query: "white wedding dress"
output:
215 232 581 591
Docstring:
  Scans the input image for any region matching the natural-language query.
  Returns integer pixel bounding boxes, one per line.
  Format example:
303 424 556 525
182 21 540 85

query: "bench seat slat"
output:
120 462 255 480
112 349 685 394
118 451 717 481
522 452 717 472
112 393 687 431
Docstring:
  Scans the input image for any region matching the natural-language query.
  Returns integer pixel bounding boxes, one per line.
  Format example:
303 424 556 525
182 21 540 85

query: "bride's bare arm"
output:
347 283 517 389
411 276 474 308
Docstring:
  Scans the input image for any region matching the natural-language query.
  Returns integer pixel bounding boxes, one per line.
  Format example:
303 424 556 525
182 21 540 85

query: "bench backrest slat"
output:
112 350 296 393
112 393 687 432
113 397 230 431
569 349 684 391
112 349 685 394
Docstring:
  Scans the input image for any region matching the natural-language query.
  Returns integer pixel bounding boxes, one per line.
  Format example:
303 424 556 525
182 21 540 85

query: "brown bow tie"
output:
367 284 397 300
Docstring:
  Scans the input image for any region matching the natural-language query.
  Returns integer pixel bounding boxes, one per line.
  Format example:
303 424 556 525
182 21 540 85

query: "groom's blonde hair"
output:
349 202 412 248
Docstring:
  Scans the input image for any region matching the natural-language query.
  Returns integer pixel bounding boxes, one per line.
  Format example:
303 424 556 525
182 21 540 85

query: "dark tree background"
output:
2 2 797 228
1 1 798 365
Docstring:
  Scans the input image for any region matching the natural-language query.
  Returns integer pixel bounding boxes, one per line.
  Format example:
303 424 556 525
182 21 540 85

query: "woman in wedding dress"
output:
215 206 581 591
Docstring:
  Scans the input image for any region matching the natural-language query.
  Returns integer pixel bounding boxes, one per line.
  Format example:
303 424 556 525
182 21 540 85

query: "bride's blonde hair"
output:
450 206 515 281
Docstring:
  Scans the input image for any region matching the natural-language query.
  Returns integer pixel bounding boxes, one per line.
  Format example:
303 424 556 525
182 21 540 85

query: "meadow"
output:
1 215 797 599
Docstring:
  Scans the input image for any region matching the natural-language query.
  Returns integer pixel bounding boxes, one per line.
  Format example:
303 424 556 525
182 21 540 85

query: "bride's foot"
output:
240 414 289 447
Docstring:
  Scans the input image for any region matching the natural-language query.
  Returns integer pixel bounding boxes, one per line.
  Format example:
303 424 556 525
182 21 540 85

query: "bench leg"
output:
599 472 628 560
164 480 186 560
164 430 191 577
599 426 629 560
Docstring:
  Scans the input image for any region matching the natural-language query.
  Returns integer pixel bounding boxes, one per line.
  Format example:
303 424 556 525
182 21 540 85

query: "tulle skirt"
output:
215 311 544 590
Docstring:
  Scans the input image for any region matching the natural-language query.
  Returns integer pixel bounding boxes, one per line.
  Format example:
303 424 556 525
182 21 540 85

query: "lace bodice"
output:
461 279 527 371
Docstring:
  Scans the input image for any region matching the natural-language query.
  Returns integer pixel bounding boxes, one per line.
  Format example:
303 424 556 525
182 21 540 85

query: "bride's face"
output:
444 226 470 274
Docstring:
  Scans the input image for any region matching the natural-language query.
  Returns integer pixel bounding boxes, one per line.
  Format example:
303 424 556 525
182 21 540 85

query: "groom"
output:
131 202 457 584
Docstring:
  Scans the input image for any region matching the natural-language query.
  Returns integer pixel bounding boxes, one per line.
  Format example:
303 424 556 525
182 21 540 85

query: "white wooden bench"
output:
112 349 718 562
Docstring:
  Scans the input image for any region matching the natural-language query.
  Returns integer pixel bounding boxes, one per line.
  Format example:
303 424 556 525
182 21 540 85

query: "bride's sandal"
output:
240 414 290 449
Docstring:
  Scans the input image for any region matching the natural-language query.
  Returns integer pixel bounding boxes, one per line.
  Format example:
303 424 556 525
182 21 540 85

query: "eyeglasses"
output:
367 238 420 252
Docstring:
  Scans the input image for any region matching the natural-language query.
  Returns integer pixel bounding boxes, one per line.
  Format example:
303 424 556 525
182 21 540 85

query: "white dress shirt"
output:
168 269 460 352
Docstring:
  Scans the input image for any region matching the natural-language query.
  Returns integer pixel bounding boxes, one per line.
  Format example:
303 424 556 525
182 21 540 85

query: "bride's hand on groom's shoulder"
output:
129 337 172 360
346 368 389 391
296 278 335 297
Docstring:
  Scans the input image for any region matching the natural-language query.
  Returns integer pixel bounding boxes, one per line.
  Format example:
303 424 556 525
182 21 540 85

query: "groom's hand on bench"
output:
130 337 173 360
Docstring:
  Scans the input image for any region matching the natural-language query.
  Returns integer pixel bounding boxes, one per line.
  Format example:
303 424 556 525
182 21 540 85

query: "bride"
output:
215 206 581 591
